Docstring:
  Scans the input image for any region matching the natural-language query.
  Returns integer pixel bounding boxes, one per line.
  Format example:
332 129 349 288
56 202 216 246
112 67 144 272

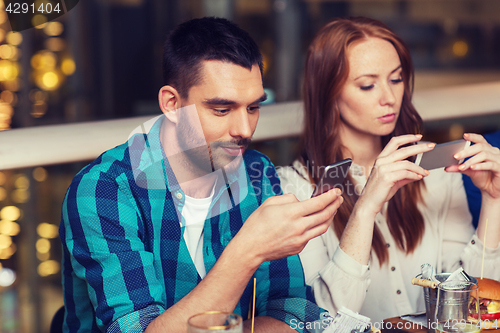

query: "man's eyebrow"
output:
202 98 236 106
354 65 402 81
202 93 267 106
251 93 268 105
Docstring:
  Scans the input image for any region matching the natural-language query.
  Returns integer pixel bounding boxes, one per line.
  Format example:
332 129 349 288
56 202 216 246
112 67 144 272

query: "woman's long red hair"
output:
299 17 425 265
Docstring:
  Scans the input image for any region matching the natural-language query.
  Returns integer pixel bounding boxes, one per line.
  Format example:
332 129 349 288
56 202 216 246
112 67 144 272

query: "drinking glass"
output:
187 311 243 333
434 281 480 333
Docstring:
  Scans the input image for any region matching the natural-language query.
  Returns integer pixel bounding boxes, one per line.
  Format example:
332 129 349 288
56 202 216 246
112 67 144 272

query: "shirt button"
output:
386 243 390 248
397 290 401 295
176 192 183 199
391 266 396 271
471 240 475 245
459 260 463 266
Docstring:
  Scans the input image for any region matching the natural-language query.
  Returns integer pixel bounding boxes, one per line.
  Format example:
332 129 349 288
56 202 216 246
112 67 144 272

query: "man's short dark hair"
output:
162 17 263 99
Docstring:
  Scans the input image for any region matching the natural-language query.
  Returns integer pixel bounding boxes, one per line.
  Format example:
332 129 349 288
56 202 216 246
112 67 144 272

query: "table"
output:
383 317 500 333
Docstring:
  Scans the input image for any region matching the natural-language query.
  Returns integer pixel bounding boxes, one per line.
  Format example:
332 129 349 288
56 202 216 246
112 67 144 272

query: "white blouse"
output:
277 161 500 323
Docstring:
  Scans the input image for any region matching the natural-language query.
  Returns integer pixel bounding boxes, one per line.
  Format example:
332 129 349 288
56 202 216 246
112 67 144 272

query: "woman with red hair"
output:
278 17 500 321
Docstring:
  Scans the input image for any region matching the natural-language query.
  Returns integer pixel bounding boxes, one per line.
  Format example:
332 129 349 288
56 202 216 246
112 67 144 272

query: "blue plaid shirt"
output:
60 117 323 332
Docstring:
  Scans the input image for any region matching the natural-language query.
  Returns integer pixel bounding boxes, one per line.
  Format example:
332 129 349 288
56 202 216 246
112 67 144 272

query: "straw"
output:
480 218 488 279
251 277 256 333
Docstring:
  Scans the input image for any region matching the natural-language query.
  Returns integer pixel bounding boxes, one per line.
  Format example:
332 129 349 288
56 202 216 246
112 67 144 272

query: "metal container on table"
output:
416 272 478 327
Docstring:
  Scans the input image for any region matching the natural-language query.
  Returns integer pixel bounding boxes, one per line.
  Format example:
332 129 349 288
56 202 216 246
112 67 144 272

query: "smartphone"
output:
414 139 471 170
311 158 352 197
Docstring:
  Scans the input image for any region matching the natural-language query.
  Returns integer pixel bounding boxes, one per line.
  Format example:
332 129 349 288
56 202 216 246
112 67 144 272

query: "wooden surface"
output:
383 317 500 333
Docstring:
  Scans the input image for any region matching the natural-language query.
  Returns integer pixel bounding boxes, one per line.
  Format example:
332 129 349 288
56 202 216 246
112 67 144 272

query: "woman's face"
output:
338 37 404 140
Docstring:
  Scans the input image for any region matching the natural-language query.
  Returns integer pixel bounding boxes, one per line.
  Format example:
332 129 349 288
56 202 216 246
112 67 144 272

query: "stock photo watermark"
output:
4 0 79 31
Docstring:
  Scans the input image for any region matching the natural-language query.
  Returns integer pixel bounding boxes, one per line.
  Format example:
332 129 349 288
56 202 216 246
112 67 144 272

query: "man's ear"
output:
158 85 182 124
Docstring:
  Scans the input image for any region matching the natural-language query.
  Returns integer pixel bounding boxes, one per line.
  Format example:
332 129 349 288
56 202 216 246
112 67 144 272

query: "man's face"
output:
177 60 266 173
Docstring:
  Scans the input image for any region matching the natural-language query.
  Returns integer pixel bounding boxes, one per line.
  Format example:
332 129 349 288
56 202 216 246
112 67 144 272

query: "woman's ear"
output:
158 85 181 124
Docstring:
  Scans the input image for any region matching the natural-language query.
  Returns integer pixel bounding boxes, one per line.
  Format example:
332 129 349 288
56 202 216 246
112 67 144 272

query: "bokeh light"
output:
0 188 6 201
0 220 20 236
45 38 65 52
32 14 48 28
36 238 51 253
0 206 20 221
0 244 16 260
0 268 16 287
37 223 58 239
37 251 50 261
0 44 15 60
449 123 465 141
42 71 59 88
0 234 12 249
0 90 16 105
0 12 7 25
6 32 22 46
33 167 48 182
31 101 48 118
43 22 64 36
38 260 60 276
61 58 75 75
29 89 47 103
31 51 57 70
0 60 19 81
3 78 20 91
14 175 29 190
0 102 14 116
452 40 468 58
12 189 29 203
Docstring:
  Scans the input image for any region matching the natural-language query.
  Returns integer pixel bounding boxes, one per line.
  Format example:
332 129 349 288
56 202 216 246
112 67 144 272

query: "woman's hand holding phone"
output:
358 134 433 217
446 133 500 201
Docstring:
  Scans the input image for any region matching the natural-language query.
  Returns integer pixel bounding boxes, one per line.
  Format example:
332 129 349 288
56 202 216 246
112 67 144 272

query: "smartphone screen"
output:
311 158 352 197
414 139 470 170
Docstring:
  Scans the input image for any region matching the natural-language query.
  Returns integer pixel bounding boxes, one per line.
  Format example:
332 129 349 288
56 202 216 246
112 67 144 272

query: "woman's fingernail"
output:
416 134 423 139
425 170 430 175
418 174 423 179
335 188 342 196
454 153 460 159
427 143 435 148
464 133 469 138
459 165 465 170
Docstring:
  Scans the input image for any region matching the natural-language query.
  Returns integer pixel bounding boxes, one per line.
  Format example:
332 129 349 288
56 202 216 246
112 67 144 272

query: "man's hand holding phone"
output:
311 158 352 197
235 186 343 266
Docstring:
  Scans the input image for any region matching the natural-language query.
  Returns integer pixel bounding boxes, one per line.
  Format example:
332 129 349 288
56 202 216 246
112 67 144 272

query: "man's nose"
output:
229 108 255 139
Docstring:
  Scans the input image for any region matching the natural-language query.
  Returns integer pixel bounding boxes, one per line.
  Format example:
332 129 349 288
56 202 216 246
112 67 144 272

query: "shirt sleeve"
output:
62 170 165 332
254 159 325 332
301 242 370 315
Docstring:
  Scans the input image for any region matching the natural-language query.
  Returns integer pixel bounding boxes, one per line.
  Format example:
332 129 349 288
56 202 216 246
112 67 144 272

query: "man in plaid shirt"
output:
60 17 342 332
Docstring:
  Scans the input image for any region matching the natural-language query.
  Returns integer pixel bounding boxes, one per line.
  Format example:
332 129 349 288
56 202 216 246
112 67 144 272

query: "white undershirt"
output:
182 191 214 279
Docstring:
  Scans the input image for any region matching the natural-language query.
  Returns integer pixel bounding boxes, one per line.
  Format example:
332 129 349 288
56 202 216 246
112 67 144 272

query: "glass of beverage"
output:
434 281 480 333
187 311 243 333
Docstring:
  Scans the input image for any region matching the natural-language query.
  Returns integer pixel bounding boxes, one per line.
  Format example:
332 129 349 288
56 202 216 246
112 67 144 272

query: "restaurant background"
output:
0 0 499 332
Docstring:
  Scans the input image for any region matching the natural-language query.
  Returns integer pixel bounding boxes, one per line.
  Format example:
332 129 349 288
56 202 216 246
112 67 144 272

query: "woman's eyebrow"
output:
354 64 402 81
